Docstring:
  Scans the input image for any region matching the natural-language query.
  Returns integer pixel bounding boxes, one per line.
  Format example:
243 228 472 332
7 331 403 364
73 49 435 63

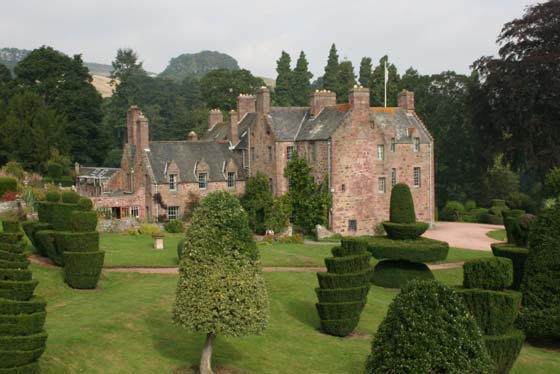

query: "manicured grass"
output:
32 264 560 373
100 233 492 268
487 229 507 241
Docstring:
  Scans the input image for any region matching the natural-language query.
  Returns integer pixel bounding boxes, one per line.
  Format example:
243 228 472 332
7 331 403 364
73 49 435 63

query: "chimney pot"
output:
398 89 415 111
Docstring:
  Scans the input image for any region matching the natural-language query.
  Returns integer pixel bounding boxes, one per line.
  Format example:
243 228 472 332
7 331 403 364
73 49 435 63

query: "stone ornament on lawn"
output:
152 234 164 250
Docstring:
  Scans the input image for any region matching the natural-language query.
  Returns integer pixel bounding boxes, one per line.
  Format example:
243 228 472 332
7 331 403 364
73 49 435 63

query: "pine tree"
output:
370 55 400 107
274 51 293 106
323 44 339 93
291 51 313 106
337 61 356 103
359 57 373 88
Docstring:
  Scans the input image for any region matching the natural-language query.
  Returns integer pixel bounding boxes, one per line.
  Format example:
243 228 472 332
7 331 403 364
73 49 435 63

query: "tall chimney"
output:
228 109 239 145
127 105 142 145
208 109 223 130
237 94 256 121
136 114 150 151
349 86 370 111
309 90 336 117
256 86 270 114
398 89 415 111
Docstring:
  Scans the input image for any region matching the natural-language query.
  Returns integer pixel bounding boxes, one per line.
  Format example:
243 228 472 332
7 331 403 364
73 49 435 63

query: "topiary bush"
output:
62 251 105 289
45 191 60 203
371 260 433 289
164 219 184 234
365 280 493 373
511 213 536 247
61 190 80 204
518 205 560 338
365 236 448 263
388 183 416 224
382 221 429 240
0 220 47 372
457 257 524 373
70 211 98 232
315 240 372 336
76 197 93 211
440 200 465 222
502 209 525 244
491 243 529 291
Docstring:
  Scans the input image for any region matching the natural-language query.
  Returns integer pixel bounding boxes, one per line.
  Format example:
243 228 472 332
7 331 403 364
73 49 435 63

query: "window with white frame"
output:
377 144 385 160
390 137 396 152
348 219 357 232
131 206 139 218
169 174 177 191
309 142 316 163
167 206 179 220
378 177 386 193
287 146 295 161
413 137 420 152
198 173 207 190
413 167 421 187
227 172 235 189
391 168 397 187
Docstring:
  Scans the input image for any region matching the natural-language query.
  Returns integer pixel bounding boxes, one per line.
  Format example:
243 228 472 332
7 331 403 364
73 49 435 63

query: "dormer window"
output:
198 173 207 190
227 172 236 189
169 174 177 191
390 137 396 152
413 137 420 152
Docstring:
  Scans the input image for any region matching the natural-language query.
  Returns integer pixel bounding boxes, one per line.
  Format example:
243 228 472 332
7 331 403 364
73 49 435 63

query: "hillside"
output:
159 50 239 82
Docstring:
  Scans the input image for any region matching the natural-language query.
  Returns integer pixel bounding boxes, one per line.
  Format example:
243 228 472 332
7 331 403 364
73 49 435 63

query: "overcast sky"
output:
1 0 538 79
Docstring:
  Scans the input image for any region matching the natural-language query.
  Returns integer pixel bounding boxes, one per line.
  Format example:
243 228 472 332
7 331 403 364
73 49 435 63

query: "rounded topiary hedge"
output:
388 183 416 224
382 221 429 240
315 240 372 337
45 191 60 203
61 190 80 204
0 220 47 372
457 258 524 373
365 236 448 263
371 260 433 289
365 280 492 373
76 197 93 211
518 205 560 339
491 243 528 291
62 251 105 289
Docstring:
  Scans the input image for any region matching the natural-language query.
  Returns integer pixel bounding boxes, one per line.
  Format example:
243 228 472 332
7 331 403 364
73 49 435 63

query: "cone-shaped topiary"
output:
457 258 525 374
365 280 493 373
173 191 267 374
0 220 47 373
518 204 560 338
383 183 428 240
315 238 372 336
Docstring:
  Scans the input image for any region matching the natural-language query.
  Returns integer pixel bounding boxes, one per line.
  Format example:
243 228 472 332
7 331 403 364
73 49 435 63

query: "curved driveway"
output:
423 221 504 251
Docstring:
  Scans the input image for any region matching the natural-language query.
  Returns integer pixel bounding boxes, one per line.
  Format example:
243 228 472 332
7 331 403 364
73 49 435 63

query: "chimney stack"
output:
208 109 223 130
136 114 150 151
349 86 370 111
127 105 142 145
398 89 415 111
309 90 336 117
237 94 256 121
256 86 270 114
228 110 239 145
187 131 198 141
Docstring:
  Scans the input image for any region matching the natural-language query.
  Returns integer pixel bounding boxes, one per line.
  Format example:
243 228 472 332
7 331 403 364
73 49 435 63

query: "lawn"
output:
100 233 492 268
487 229 507 241
33 264 560 373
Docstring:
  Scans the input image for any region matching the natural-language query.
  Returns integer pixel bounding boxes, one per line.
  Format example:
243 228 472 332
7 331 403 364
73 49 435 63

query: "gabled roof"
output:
269 107 308 141
296 106 348 141
77 167 119 180
370 108 432 143
145 141 246 184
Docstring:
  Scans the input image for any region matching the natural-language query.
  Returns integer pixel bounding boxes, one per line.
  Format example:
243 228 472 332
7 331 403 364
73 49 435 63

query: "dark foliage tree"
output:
336 61 356 103
200 69 265 111
241 172 274 234
274 51 293 106
14 46 109 165
473 1 560 179
370 55 399 107
358 57 373 88
323 44 339 93
0 63 11 84
291 51 313 106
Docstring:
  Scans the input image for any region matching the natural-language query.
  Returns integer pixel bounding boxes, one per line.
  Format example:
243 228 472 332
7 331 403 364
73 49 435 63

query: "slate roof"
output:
370 108 432 143
145 141 246 184
269 107 308 141
296 106 348 141
77 167 120 180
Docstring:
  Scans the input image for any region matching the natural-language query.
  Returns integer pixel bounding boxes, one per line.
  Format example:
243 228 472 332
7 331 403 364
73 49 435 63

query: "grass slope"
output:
487 229 507 241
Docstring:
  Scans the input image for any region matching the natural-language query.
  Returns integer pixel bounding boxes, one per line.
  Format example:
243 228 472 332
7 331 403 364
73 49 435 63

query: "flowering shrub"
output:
1 191 17 201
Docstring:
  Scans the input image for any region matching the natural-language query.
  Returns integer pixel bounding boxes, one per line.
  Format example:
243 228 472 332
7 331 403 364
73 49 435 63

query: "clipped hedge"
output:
483 330 525 374
315 286 369 303
0 331 48 351
1 220 21 233
389 183 416 224
0 280 38 300
0 269 32 282
491 243 528 290
0 362 40 374
62 251 105 289
0 347 46 368
365 236 448 263
0 178 17 198
371 260 433 288
511 213 536 247
463 257 513 290
324 254 372 274
502 209 525 244
77 197 93 211
61 190 80 204
54 232 99 253
317 271 371 289
21 222 52 254
382 221 429 240
35 230 62 266
0 297 46 315
49 203 79 231
45 191 60 203
176 238 186 260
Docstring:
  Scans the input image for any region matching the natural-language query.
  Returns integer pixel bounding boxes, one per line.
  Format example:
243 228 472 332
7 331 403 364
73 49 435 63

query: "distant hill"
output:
159 50 239 82
0 47 114 77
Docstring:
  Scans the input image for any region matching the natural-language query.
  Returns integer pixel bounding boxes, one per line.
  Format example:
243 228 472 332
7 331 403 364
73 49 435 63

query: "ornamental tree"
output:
173 191 268 374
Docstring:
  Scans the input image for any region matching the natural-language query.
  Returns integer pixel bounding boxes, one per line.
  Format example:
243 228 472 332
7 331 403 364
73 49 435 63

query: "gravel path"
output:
423 221 504 251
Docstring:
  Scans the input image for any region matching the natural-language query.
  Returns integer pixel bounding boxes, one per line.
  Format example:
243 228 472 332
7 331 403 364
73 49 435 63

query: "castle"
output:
75 86 435 236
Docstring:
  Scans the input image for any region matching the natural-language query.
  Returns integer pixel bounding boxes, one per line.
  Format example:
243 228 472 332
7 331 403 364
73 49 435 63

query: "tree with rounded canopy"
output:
173 191 268 374
366 280 492 373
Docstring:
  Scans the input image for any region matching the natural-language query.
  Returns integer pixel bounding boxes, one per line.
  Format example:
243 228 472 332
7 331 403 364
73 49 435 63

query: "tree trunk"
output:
200 332 215 374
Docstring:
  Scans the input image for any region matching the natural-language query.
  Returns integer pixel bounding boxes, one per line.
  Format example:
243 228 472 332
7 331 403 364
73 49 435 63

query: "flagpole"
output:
384 60 388 108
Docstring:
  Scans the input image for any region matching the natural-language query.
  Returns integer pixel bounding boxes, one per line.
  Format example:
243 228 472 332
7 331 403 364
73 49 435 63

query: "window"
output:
377 144 385 160
391 168 397 187
309 142 316 163
198 173 207 190
227 172 235 189
251 147 255 161
287 146 295 161
268 146 273 162
390 137 396 152
131 206 139 218
167 206 179 220
378 177 386 193
413 137 420 152
169 174 177 191
341 184 346 192
348 220 357 232
413 167 421 187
